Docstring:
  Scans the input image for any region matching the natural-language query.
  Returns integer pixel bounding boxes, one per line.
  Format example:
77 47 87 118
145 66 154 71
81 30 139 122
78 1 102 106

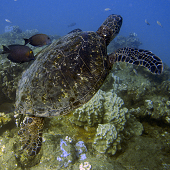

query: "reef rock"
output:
5 25 22 34
0 56 30 102
130 97 170 123
107 32 142 54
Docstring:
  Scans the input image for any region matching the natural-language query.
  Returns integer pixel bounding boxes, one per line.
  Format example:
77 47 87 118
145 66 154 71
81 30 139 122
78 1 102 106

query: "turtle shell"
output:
15 31 112 117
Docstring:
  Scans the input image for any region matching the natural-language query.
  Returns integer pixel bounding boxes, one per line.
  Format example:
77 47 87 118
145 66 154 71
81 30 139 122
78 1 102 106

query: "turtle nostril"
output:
28 118 33 124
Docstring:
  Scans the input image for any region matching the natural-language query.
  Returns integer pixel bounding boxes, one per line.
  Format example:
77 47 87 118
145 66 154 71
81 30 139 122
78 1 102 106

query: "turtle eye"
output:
24 117 33 124
28 118 33 123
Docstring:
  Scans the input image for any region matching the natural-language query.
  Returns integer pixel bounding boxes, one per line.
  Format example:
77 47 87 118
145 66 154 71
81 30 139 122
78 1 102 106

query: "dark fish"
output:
24 34 52 47
145 19 150 25
1 45 35 63
68 22 76 27
68 28 82 34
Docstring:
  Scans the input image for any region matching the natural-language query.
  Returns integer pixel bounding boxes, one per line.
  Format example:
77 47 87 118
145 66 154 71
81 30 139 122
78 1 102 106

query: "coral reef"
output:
72 89 104 126
0 29 60 103
123 114 144 138
107 32 142 54
0 27 59 51
106 62 170 124
0 103 15 131
117 136 170 170
108 61 170 109
72 89 127 129
75 141 87 161
72 89 128 155
0 120 169 170
56 137 75 168
5 25 22 34
5 26 14 33
0 56 31 102
0 29 169 169
0 112 12 128
129 97 170 123
79 162 92 170
72 57 170 156
0 28 38 47
93 123 118 154
102 91 128 131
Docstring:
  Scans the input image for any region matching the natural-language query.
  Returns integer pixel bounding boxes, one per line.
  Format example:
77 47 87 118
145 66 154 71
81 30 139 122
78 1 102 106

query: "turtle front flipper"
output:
109 47 163 74
18 116 44 156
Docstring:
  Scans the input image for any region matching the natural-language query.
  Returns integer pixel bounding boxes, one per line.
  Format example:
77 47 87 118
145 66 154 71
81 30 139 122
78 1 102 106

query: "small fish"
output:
1 45 35 63
5 19 12 23
157 21 163 27
24 34 52 47
68 23 76 27
145 19 150 25
104 8 111 11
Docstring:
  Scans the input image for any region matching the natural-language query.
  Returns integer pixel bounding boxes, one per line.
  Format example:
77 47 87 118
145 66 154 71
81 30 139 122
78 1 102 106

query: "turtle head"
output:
96 14 122 46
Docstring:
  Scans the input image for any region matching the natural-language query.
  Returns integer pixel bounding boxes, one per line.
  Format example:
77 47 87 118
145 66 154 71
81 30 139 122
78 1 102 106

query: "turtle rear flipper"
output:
109 47 163 74
18 117 44 156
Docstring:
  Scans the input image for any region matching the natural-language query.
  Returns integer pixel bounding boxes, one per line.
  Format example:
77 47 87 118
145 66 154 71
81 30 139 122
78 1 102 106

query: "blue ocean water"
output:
0 0 170 66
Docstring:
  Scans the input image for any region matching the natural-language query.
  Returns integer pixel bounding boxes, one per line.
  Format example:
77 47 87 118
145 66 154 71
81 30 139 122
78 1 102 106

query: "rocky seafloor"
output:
0 28 170 170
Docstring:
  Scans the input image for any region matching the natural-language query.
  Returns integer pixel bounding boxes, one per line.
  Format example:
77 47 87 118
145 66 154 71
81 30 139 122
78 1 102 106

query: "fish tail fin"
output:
24 39 29 45
2 45 10 54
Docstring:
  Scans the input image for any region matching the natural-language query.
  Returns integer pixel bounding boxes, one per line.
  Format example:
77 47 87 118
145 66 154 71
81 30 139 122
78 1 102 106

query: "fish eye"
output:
30 51 33 54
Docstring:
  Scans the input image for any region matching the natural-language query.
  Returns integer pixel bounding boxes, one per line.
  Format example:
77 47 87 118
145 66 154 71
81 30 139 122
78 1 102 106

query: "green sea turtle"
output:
14 14 163 156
